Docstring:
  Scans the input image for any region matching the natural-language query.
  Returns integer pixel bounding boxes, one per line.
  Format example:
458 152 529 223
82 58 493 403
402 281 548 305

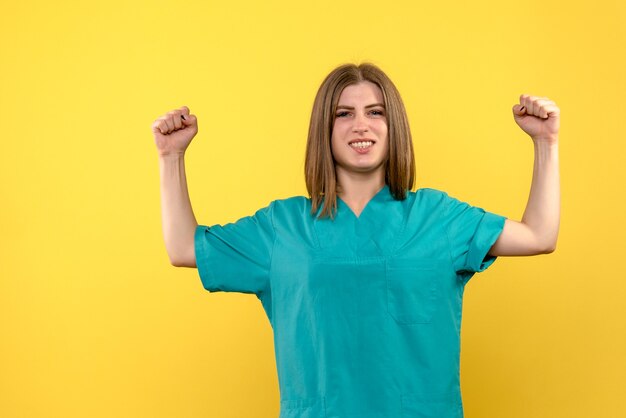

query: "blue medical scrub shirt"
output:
195 185 507 418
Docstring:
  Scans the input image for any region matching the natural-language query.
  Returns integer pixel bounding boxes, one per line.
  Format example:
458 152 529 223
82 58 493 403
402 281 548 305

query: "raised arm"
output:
489 94 560 257
152 106 199 267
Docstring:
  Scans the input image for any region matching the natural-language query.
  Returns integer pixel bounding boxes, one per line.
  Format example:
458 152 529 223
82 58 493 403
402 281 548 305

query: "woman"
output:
152 63 560 418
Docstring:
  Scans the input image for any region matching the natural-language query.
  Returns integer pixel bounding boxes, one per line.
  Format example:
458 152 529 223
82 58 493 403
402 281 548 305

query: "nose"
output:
352 112 369 134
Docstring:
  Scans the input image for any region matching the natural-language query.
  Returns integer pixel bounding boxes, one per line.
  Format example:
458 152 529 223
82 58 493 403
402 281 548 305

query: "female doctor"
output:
152 63 560 418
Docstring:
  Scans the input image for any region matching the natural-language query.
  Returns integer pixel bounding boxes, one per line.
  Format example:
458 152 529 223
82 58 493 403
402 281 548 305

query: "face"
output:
331 81 389 179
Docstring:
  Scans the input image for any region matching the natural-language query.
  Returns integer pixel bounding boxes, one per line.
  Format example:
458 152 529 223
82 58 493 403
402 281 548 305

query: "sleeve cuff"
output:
466 212 507 273
194 224 221 292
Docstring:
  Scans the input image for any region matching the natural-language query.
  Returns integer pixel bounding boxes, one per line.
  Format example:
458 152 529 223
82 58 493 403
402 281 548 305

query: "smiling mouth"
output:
348 140 375 149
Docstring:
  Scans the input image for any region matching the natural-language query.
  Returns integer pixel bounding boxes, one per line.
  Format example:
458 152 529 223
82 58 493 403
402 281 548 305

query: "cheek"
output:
377 126 389 145
332 121 346 134
380 127 390 152
330 133 341 156
380 122 388 135
331 123 347 145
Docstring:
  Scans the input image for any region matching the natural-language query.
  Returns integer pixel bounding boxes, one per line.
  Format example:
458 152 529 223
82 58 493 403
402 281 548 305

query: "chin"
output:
342 162 385 174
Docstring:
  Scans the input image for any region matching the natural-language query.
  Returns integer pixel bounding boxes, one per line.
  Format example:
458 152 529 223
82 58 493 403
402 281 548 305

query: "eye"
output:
370 109 385 116
336 111 350 117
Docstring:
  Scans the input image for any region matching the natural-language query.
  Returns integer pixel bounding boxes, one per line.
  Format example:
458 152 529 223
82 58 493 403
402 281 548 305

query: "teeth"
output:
350 141 373 149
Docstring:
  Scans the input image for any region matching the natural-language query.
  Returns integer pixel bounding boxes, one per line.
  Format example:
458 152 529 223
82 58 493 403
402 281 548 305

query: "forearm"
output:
521 140 560 252
159 154 198 267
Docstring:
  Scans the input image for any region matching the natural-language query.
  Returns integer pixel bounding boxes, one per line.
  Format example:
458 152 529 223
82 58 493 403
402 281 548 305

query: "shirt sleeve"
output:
194 201 276 295
442 191 507 278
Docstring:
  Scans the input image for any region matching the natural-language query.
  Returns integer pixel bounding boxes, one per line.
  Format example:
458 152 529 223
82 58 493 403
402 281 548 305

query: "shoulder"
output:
406 187 452 209
270 194 310 208
268 194 313 218
266 195 319 238
415 187 450 199
412 187 487 216
394 187 452 228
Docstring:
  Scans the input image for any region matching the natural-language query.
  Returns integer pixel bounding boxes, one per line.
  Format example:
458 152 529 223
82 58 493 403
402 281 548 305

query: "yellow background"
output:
1 0 624 417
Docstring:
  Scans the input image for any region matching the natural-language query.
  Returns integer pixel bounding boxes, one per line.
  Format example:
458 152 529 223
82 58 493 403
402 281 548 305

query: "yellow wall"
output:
1 0 624 417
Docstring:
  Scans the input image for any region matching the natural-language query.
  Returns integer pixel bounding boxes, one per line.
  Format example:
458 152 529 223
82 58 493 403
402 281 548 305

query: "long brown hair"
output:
304 62 415 220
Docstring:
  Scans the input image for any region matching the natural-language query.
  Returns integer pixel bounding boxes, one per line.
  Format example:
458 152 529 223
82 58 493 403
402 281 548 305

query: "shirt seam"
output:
267 201 277 324
308 197 322 250
442 192 461 279
389 196 411 257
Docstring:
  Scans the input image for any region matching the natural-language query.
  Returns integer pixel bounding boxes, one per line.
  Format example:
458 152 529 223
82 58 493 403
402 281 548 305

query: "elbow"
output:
170 258 185 267
168 242 197 267
170 257 196 268
541 241 557 254
534 229 558 254
169 251 197 268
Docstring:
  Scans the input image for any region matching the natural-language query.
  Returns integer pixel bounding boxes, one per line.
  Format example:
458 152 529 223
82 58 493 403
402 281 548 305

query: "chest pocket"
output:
386 258 446 325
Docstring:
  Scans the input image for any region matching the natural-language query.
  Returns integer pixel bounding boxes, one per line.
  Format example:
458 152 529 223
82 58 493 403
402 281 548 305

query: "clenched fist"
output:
512 95 560 144
152 106 198 157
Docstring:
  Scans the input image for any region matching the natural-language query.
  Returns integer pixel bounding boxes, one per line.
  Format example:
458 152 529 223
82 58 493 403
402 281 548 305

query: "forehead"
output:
337 81 384 104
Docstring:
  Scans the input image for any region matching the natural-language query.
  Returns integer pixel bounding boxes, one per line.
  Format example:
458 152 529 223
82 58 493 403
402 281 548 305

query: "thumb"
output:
512 104 526 117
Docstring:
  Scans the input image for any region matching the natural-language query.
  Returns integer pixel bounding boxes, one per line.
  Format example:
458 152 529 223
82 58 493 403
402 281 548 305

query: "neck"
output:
335 167 386 205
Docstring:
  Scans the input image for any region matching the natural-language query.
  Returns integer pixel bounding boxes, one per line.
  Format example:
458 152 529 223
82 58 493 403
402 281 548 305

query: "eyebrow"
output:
336 103 385 110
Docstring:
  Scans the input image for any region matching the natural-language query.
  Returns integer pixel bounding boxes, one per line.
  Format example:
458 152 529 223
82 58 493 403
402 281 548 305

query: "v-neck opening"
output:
337 184 389 220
